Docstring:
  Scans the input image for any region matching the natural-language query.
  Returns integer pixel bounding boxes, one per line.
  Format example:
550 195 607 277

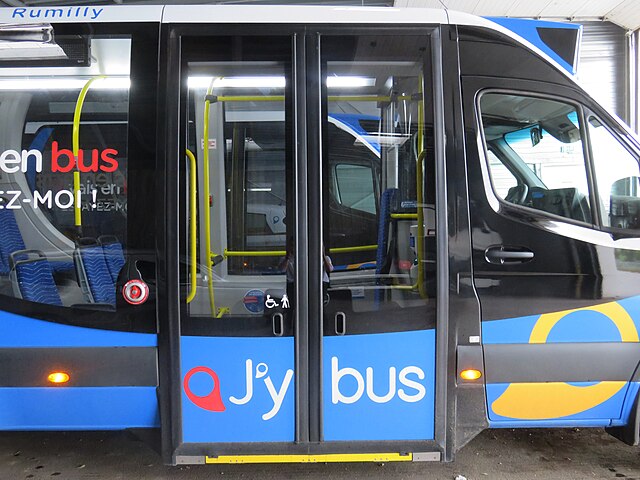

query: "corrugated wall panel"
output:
577 21 627 122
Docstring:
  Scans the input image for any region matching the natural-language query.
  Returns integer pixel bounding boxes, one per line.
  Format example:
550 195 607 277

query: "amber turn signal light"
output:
460 369 482 381
47 372 70 384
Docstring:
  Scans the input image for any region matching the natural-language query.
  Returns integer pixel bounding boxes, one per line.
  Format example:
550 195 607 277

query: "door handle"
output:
335 312 346 336
272 312 284 337
484 245 534 265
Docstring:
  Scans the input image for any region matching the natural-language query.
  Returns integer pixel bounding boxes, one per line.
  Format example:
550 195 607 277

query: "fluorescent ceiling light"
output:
355 134 410 147
0 76 130 90
0 41 67 61
0 74 374 91
0 24 67 61
188 76 285 89
326 76 375 88
188 75 374 89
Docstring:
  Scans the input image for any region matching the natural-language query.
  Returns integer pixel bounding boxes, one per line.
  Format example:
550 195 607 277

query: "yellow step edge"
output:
205 452 413 464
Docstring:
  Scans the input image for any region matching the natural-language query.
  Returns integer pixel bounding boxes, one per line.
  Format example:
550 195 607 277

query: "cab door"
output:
460 30 640 427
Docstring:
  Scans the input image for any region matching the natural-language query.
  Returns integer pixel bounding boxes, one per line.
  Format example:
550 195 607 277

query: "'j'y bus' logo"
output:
184 357 428 419
183 360 294 420
183 366 226 412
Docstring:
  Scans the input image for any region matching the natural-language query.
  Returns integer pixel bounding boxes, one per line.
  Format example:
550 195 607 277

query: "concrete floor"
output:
0 427 639 479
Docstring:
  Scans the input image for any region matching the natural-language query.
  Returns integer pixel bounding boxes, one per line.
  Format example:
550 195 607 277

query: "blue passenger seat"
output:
9 250 63 306
74 238 116 305
0 205 26 277
0 200 73 276
99 235 126 285
375 188 398 304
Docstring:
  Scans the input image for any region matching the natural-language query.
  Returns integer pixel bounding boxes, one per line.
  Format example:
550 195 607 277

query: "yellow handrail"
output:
416 73 427 299
223 244 378 258
224 249 286 257
186 149 197 304
208 95 417 104
329 245 377 253
72 75 106 231
214 95 284 102
390 213 418 220
203 81 217 316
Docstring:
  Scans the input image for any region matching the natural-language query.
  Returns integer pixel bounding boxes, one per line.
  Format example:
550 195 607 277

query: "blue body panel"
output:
0 310 157 348
180 336 295 443
0 311 158 430
323 329 435 441
329 113 381 153
0 387 159 430
487 382 630 426
482 297 640 428
486 17 581 75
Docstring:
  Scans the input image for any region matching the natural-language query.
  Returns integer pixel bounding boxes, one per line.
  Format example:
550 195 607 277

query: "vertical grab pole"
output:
416 75 427 298
186 149 198 304
202 81 217 316
73 75 106 237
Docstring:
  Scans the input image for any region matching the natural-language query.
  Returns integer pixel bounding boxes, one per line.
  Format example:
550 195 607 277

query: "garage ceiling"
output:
393 0 640 31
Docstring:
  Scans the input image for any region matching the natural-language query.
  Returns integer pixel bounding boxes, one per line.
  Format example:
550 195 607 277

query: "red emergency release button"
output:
123 279 149 305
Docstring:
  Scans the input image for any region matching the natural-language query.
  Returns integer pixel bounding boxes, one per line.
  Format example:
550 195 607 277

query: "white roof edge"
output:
161 5 447 24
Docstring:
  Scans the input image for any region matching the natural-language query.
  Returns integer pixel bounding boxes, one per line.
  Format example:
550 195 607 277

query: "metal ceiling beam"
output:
0 0 25 7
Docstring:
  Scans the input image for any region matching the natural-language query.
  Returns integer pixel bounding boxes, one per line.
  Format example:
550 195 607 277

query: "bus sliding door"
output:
166 27 442 460
318 32 438 444
174 33 297 446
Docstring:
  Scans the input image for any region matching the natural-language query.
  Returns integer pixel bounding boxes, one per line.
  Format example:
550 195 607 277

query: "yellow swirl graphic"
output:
530 302 638 344
492 300 638 420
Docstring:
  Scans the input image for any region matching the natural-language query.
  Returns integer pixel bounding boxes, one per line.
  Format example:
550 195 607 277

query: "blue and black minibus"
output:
0 4 638 464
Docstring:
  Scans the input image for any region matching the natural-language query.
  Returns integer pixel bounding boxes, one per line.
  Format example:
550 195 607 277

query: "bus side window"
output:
587 116 640 231
480 93 593 224
0 29 156 332
333 163 376 215
485 149 520 201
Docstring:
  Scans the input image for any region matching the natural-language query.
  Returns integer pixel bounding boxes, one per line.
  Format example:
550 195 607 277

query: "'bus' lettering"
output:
331 357 426 405
398 366 426 402
332 357 365 404
51 142 119 173
100 149 119 172
366 366 396 403
51 142 75 173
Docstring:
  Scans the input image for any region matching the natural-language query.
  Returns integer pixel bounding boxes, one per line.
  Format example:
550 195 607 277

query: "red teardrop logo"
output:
183 366 226 412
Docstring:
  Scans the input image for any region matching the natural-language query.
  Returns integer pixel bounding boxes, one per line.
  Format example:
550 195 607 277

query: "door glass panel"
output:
182 36 293 330
179 36 295 444
588 116 640 230
321 35 436 442
480 93 592 224
323 35 435 325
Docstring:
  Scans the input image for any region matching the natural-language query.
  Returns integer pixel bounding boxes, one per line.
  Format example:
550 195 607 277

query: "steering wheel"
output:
505 183 529 205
